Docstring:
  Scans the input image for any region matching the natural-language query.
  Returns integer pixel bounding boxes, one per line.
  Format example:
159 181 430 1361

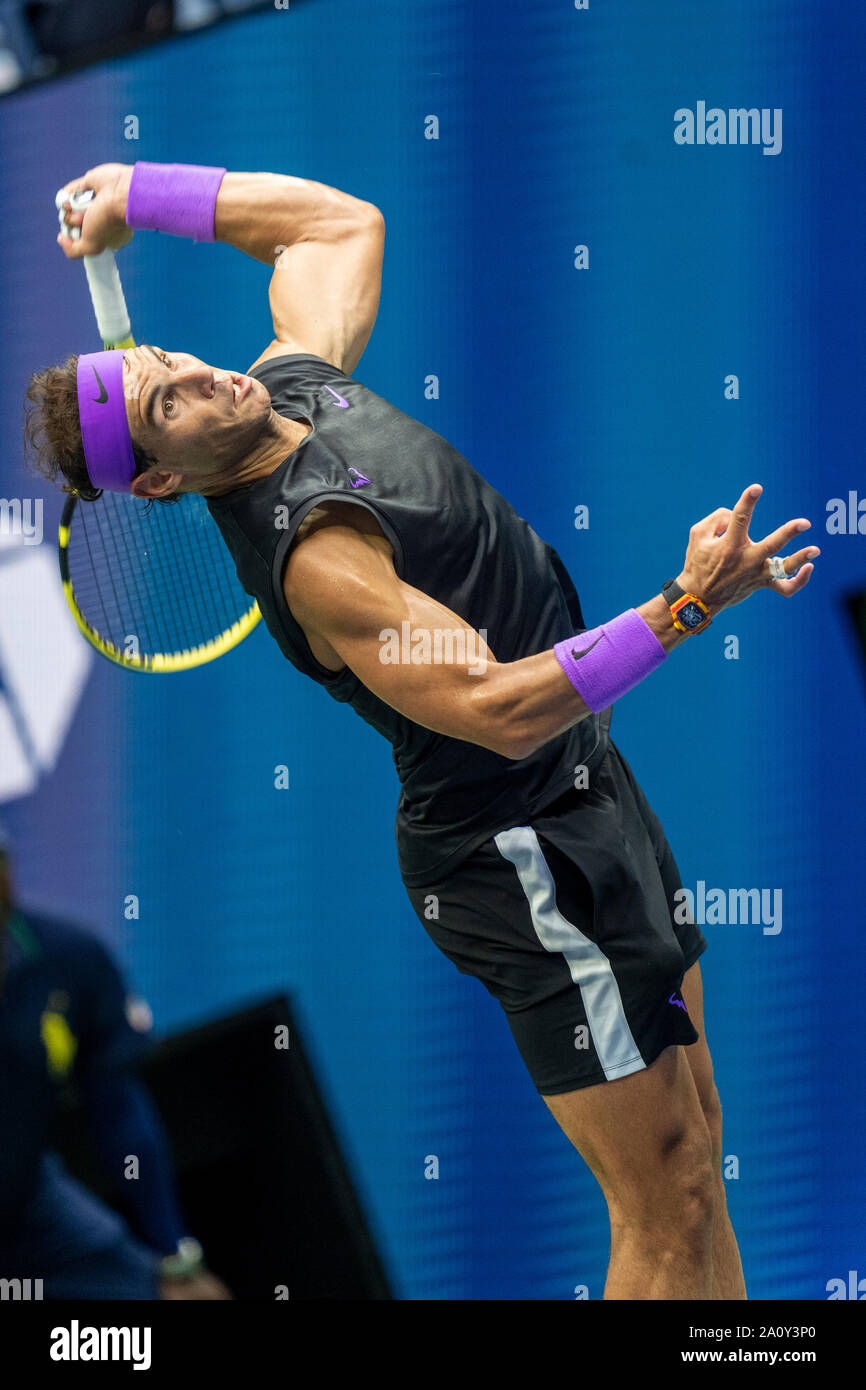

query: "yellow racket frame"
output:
59 494 261 672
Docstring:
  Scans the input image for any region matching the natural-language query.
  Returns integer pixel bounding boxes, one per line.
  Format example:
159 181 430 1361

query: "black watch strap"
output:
662 577 685 605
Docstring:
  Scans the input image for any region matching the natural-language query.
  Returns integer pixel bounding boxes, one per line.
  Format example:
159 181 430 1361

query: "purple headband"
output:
76 349 136 493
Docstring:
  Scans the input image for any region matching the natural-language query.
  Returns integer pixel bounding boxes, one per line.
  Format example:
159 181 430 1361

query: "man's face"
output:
123 345 272 494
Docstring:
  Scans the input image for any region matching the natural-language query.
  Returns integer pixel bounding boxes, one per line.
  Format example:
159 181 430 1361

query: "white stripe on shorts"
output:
494 825 645 1081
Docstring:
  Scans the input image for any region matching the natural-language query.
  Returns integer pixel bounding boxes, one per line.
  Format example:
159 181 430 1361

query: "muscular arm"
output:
286 488 818 761
212 172 384 376
59 163 384 376
285 505 687 761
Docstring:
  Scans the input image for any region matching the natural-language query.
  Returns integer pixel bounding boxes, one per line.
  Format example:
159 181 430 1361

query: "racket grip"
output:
56 186 134 348
83 250 134 348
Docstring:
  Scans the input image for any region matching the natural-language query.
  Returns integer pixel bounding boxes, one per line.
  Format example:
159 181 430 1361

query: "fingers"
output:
57 198 84 257
691 505 733 537
57 180 90 225
692 486 760 542
56 176 95 257
60 202 85 228
61 173 93 200
769 561 815 597
686 484 819 604
56 230 86 260
728 483 762 533
766 544 820 594
758 515 811 557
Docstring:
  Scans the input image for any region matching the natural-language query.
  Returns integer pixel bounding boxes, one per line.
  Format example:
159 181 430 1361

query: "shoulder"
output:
284 501 396 635
293 498 389 548
246 340 348 376
288 499 393 581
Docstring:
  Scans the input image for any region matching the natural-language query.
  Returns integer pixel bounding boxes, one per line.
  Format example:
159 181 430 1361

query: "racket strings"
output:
65 492 254 662
176 501 228 641
133 499 201 650
94 496 160 655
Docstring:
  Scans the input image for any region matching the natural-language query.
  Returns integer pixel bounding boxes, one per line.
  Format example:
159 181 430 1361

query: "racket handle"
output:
55 186 135 349
83 250 134 349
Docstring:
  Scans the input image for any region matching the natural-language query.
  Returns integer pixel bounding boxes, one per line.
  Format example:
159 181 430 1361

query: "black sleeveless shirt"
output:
207 355 611 886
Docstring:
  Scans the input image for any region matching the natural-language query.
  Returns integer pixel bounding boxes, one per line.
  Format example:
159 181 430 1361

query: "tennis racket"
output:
55 186 261 672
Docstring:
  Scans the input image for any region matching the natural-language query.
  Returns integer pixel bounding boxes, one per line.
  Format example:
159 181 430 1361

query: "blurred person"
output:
0 822 230 1299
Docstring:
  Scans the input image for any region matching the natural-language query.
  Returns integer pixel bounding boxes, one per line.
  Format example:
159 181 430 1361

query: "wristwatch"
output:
159 1237 205 1279
662 578 712 634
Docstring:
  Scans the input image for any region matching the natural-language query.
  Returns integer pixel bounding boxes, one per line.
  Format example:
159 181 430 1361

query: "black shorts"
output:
404 740 708 1096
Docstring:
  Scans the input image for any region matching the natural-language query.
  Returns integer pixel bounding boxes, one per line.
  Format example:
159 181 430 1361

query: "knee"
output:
663 1130 716 1240
617 1123 716 1256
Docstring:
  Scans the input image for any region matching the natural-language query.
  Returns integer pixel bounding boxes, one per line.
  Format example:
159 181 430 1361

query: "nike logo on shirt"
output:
324 385 350 408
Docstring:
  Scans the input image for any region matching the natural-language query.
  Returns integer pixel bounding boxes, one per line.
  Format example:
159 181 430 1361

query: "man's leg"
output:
543 1042 717 1299
607 742 746 1297
679 959 746 1300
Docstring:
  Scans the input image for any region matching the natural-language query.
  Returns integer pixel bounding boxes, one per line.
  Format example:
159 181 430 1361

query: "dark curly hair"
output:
23 354 168 503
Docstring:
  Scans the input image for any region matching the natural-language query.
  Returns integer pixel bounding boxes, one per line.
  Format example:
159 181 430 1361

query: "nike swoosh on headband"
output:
77 350 137 493
571 634 604 660
91 367 109 404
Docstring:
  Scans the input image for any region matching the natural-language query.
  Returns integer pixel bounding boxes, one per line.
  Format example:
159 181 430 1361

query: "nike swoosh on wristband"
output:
324 385 350 408
571 634 603 660
90 367 109 404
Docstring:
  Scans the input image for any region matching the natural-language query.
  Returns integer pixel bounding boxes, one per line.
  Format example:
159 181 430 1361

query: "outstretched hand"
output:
677 484 820 616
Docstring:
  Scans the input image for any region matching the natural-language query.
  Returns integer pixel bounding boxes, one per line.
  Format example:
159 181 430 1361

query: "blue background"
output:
0 0 863 1299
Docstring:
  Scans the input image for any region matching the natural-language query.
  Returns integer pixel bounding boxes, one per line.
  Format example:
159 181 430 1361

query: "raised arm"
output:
285 487 819 761
57 162 384 376
214 172 384 376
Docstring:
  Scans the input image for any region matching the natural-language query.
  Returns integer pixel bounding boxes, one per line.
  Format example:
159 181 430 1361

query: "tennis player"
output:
29 161 820 1300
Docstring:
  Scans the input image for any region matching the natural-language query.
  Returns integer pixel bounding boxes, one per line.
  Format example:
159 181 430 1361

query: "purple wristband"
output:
125 162 227 242
554 609 666 712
